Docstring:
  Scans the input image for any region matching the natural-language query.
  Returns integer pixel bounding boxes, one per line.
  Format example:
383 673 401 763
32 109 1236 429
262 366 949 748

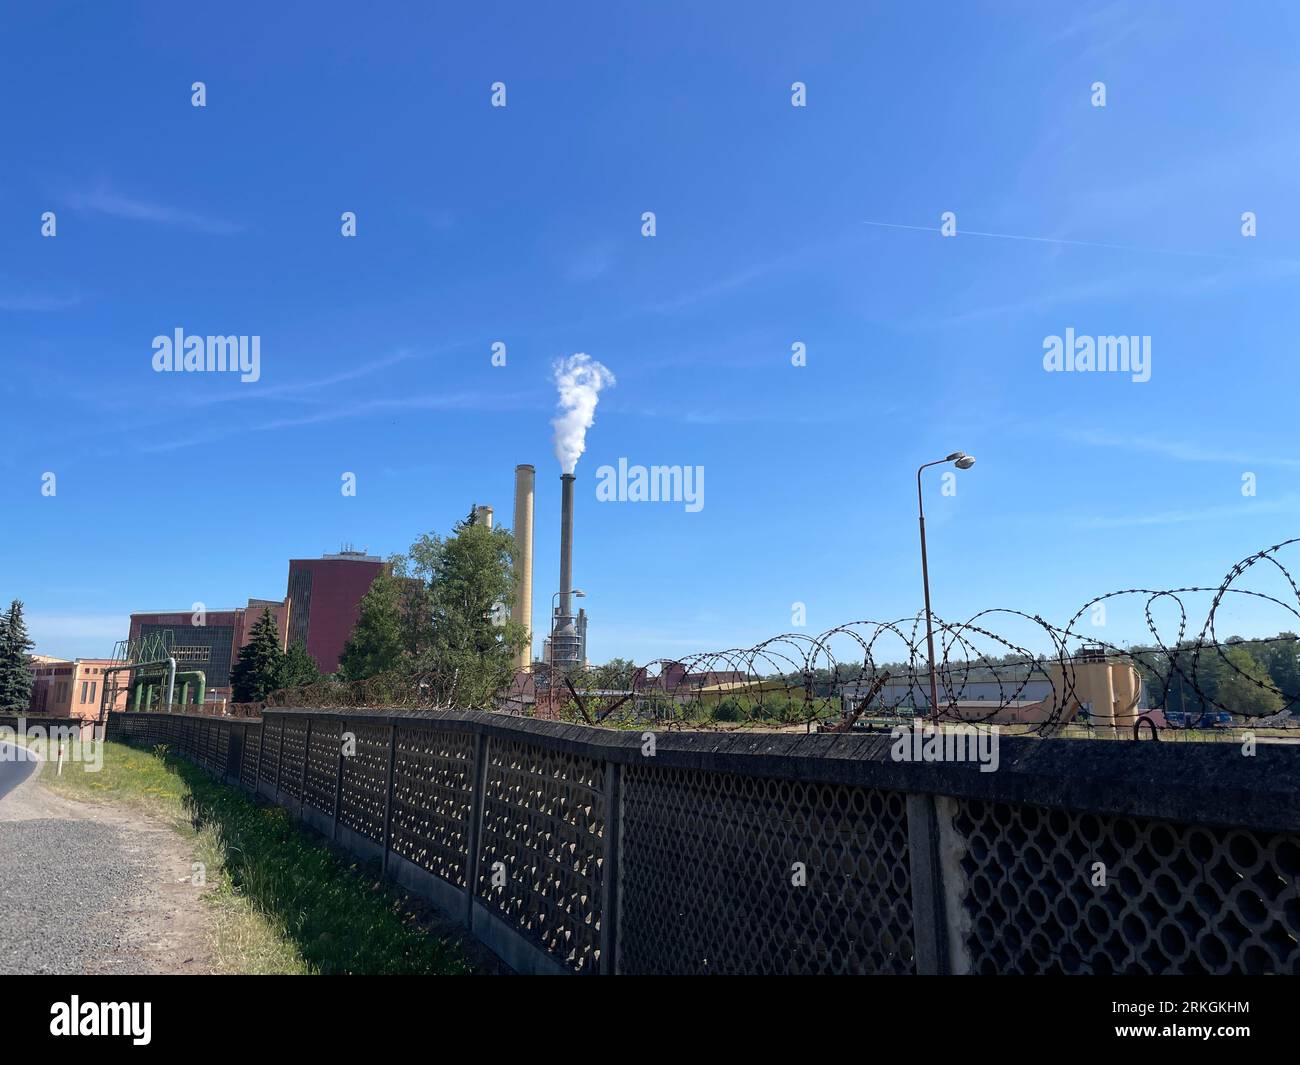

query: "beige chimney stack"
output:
511 465 535 670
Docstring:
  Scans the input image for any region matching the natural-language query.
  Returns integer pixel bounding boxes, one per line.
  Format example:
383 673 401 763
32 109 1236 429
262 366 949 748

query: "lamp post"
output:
552 588 586 616
917 452 976 721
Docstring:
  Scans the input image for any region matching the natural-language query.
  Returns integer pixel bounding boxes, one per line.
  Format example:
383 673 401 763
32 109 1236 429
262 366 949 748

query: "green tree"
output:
229 608 285 703
1213 645 1283 716
281 640 322 688
338 571 405 682
399 509 526 706
1256 633 1300 714
590 657 636 690
0 600 35 711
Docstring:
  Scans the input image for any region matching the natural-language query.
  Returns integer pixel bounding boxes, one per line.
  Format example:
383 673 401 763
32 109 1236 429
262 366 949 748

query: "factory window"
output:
90 682 97 703
80 680 88 703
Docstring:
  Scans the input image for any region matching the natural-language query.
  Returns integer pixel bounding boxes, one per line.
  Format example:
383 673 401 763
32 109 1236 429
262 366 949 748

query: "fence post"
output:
256 718 267 791
274 715 284 798
300 715 312 812
599 760 622 975
906 792 951 975
463 731 489 928
381 722 397 876
332 718 346 842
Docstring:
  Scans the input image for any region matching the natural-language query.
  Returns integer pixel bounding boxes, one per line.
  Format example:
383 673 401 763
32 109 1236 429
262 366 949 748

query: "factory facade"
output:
128 550 387 703
98 460 585 709
29 658 129 719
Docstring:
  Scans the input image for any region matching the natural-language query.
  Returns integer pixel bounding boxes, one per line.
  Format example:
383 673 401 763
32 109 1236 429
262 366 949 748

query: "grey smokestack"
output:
559 473 575 620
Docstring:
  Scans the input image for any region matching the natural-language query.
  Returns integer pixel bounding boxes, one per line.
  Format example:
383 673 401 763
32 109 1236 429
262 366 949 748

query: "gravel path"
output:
0 743 215 975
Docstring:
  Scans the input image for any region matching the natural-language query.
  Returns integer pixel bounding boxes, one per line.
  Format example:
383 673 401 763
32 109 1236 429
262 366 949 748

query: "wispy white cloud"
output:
563 243 615 283
139 390 539 453
1063 429 1300 469
0 289 81 311
928 258 1300 327
1079 496 1300 529
860 219 1259 263
171 349 426 409
66 187 243 235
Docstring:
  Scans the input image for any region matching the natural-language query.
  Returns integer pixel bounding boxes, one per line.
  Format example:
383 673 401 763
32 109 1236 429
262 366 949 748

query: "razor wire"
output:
219 539 1300 737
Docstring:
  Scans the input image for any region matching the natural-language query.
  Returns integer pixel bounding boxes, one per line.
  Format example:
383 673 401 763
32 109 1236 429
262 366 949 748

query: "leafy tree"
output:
0 600 35 711
398 509 527 706
338 571 405 682
1213 645 1283 716
1256 633 1300 713
590 657 636 690
281 640 322 688
230 608 285 703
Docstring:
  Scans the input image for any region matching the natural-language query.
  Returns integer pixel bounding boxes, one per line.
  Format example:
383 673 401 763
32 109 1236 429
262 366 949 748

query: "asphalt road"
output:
0 741 37 801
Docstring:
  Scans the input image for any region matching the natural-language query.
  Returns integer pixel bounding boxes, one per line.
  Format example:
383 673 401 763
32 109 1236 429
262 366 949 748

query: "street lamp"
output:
917 452 976 721
552 589 586 615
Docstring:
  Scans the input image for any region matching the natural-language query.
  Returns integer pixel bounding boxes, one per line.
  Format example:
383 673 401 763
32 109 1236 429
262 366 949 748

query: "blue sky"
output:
4 1 1300 665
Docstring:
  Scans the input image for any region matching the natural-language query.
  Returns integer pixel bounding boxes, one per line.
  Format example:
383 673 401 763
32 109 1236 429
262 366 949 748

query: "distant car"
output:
1164 709 1233 729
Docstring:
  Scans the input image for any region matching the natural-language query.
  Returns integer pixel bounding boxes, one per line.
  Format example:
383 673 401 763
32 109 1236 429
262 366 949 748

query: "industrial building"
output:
127 549 388 702
284 550 387 676
838 649 1148 727
29 658 129 719
127 601 288 701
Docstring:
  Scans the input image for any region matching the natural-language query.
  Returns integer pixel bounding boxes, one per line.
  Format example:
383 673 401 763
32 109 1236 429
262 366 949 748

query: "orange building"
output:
29 659 128 719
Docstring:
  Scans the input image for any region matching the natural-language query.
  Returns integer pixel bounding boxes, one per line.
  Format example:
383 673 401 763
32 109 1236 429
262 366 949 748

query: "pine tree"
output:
0 600 35 711
339 571 405 681
281 640 322 688
229 608 285 703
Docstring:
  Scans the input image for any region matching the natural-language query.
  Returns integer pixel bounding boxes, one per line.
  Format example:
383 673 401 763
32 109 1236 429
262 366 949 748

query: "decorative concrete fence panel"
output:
103 709 1300 976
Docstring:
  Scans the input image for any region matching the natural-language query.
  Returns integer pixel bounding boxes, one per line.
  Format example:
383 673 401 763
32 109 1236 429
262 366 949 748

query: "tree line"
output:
231 506 526 707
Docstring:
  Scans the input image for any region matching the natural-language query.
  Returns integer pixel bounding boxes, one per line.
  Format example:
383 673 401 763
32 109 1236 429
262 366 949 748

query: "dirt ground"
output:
0 750 216 975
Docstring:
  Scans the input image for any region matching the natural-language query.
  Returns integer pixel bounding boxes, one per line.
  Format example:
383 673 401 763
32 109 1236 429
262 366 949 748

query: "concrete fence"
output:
0 713 96 740
104 709 1300 975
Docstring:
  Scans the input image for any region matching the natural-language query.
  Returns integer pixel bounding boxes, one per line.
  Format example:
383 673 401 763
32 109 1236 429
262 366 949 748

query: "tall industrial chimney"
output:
511 465 535 670
473 504 494 529
558 473 575 621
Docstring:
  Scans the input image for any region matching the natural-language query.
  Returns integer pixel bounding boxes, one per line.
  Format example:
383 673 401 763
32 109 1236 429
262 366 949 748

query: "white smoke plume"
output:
552 353 615 474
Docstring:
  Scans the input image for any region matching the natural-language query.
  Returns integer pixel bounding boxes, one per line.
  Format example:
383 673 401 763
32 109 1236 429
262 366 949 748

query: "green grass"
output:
30 737 473 975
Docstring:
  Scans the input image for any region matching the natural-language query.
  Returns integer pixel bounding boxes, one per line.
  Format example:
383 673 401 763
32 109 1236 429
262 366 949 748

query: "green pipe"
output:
132 681 144 711
168 670 206 707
